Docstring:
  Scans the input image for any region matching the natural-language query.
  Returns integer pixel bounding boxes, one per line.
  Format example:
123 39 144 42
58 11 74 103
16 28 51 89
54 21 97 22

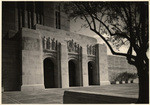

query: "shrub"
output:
114 72 138 82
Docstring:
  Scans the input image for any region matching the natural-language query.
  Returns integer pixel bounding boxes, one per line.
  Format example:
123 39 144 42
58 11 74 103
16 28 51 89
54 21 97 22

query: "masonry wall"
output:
35 24 99 88
2 40 21 91
21 28 44 91
107 55 137 81
2 2 17 38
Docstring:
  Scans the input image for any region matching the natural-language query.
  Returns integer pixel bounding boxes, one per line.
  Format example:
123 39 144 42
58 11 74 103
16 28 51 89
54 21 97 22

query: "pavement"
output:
2 83 138 104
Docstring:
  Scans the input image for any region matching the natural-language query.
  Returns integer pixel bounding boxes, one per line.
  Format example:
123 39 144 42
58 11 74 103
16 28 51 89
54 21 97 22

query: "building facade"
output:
2 2 111 91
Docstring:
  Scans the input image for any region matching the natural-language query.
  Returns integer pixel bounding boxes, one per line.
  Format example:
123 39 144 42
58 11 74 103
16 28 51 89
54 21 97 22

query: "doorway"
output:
44 58 55 88
68 60 76 87
88 61 98 85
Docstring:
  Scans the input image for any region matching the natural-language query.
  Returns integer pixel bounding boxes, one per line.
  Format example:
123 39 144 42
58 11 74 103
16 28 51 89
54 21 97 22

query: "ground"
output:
2 83 138 104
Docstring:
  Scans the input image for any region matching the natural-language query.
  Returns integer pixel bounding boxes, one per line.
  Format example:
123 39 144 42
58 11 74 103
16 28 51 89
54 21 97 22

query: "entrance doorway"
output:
88 61 98 85
44 58 55 88
68 60 76 86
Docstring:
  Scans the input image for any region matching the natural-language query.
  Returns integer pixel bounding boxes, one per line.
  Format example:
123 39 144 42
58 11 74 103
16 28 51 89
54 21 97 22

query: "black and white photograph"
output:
2 1 149 104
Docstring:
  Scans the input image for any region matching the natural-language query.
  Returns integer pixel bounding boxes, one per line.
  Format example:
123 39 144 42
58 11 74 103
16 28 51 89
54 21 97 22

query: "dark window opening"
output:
17 2 25 29
35 2 43 25
55 4 61 29
55 11 61 29
27 2 34 28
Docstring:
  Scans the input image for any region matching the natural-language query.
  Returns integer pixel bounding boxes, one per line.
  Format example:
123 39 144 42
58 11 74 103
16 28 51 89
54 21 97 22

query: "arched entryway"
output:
88 61 99 85
69 60 76 86
44 58 55 88
68 59 82 87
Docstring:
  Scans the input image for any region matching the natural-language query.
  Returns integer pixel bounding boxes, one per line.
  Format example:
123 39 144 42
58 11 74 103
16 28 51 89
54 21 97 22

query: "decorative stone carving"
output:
46 37 50 49
42 36 58 51
43 36 47 49
51 38 55 50
67 39 80 53
87 44 96 55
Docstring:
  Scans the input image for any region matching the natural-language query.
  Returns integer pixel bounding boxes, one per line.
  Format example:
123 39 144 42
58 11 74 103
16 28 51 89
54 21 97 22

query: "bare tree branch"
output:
91 28 136 58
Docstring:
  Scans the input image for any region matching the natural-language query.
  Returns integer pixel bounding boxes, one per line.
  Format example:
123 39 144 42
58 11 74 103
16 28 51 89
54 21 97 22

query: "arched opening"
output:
68 60 76 87
68 59 82 87
88 61 99 85
44 58 55 88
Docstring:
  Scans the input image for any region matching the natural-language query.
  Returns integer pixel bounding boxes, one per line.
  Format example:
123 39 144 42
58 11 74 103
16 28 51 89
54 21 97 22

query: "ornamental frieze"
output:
42 36 58 51
87 44 96 55
67 39 80 53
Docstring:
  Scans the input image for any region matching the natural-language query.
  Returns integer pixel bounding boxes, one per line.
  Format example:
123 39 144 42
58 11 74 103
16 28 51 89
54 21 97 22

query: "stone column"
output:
24 3 28 28
60 43 69 88
96 44 110 85
21 28 44 91
33 2 36 26
56 43 61 88
82 46 88 87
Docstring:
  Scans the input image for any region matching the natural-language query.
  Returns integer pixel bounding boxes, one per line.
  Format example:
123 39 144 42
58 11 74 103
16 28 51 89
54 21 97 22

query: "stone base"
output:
21 84 45 91
100 81 110 85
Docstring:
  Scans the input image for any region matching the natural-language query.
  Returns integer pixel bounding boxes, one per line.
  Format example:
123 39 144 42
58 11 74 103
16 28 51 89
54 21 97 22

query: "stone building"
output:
2 2 111 91
2 2 136 91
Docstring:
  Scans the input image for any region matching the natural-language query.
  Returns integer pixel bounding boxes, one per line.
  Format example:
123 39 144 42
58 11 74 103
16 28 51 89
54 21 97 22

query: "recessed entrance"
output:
88 61 99 85
68 59 83 87
44 58 55 88
69 60 76 86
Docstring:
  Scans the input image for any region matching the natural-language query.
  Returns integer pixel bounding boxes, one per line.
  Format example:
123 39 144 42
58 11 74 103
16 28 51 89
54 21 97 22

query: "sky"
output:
70 18 129 55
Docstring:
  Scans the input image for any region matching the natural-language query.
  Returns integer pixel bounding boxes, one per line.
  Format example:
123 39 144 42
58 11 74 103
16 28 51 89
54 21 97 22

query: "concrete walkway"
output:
2 83 138 104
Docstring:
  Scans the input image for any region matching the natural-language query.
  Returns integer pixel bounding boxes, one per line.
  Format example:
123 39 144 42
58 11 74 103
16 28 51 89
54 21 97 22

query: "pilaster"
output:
96 44 110 85
82 46 88 87
60 43 69 88
24 3 28 28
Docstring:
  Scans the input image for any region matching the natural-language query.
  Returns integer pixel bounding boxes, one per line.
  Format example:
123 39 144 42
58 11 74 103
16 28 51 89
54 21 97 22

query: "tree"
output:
63 2 149 103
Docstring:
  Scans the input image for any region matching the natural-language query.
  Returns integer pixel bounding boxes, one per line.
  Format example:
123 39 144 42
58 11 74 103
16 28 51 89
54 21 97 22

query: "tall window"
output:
17 2 25 29
27 2 34 28
35 2 43 25
55 11 60 29
55 4 61 29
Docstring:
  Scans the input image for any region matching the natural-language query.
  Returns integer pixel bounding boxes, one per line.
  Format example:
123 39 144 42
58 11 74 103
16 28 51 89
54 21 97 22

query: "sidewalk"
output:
2 83 138 104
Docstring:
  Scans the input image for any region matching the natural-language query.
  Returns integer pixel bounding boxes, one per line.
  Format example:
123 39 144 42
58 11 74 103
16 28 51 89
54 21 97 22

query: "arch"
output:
88 61 99 85
68 59 82 87
43 58 55 88
43 54 56 61
68 55 78 61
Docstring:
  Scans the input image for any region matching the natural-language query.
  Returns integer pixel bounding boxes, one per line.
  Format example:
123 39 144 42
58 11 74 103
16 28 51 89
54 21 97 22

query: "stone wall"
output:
21 28 44 91
35 24 97 46
43 2 70 31
107 55 137 82
2 40 21 91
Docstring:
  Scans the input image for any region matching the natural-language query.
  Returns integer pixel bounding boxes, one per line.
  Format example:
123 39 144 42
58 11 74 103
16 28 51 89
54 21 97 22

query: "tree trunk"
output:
136 61 149 103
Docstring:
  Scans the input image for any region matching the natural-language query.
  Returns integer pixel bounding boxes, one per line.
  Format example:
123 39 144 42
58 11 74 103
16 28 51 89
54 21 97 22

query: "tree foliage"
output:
64 2 148 65
63 2 149 103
